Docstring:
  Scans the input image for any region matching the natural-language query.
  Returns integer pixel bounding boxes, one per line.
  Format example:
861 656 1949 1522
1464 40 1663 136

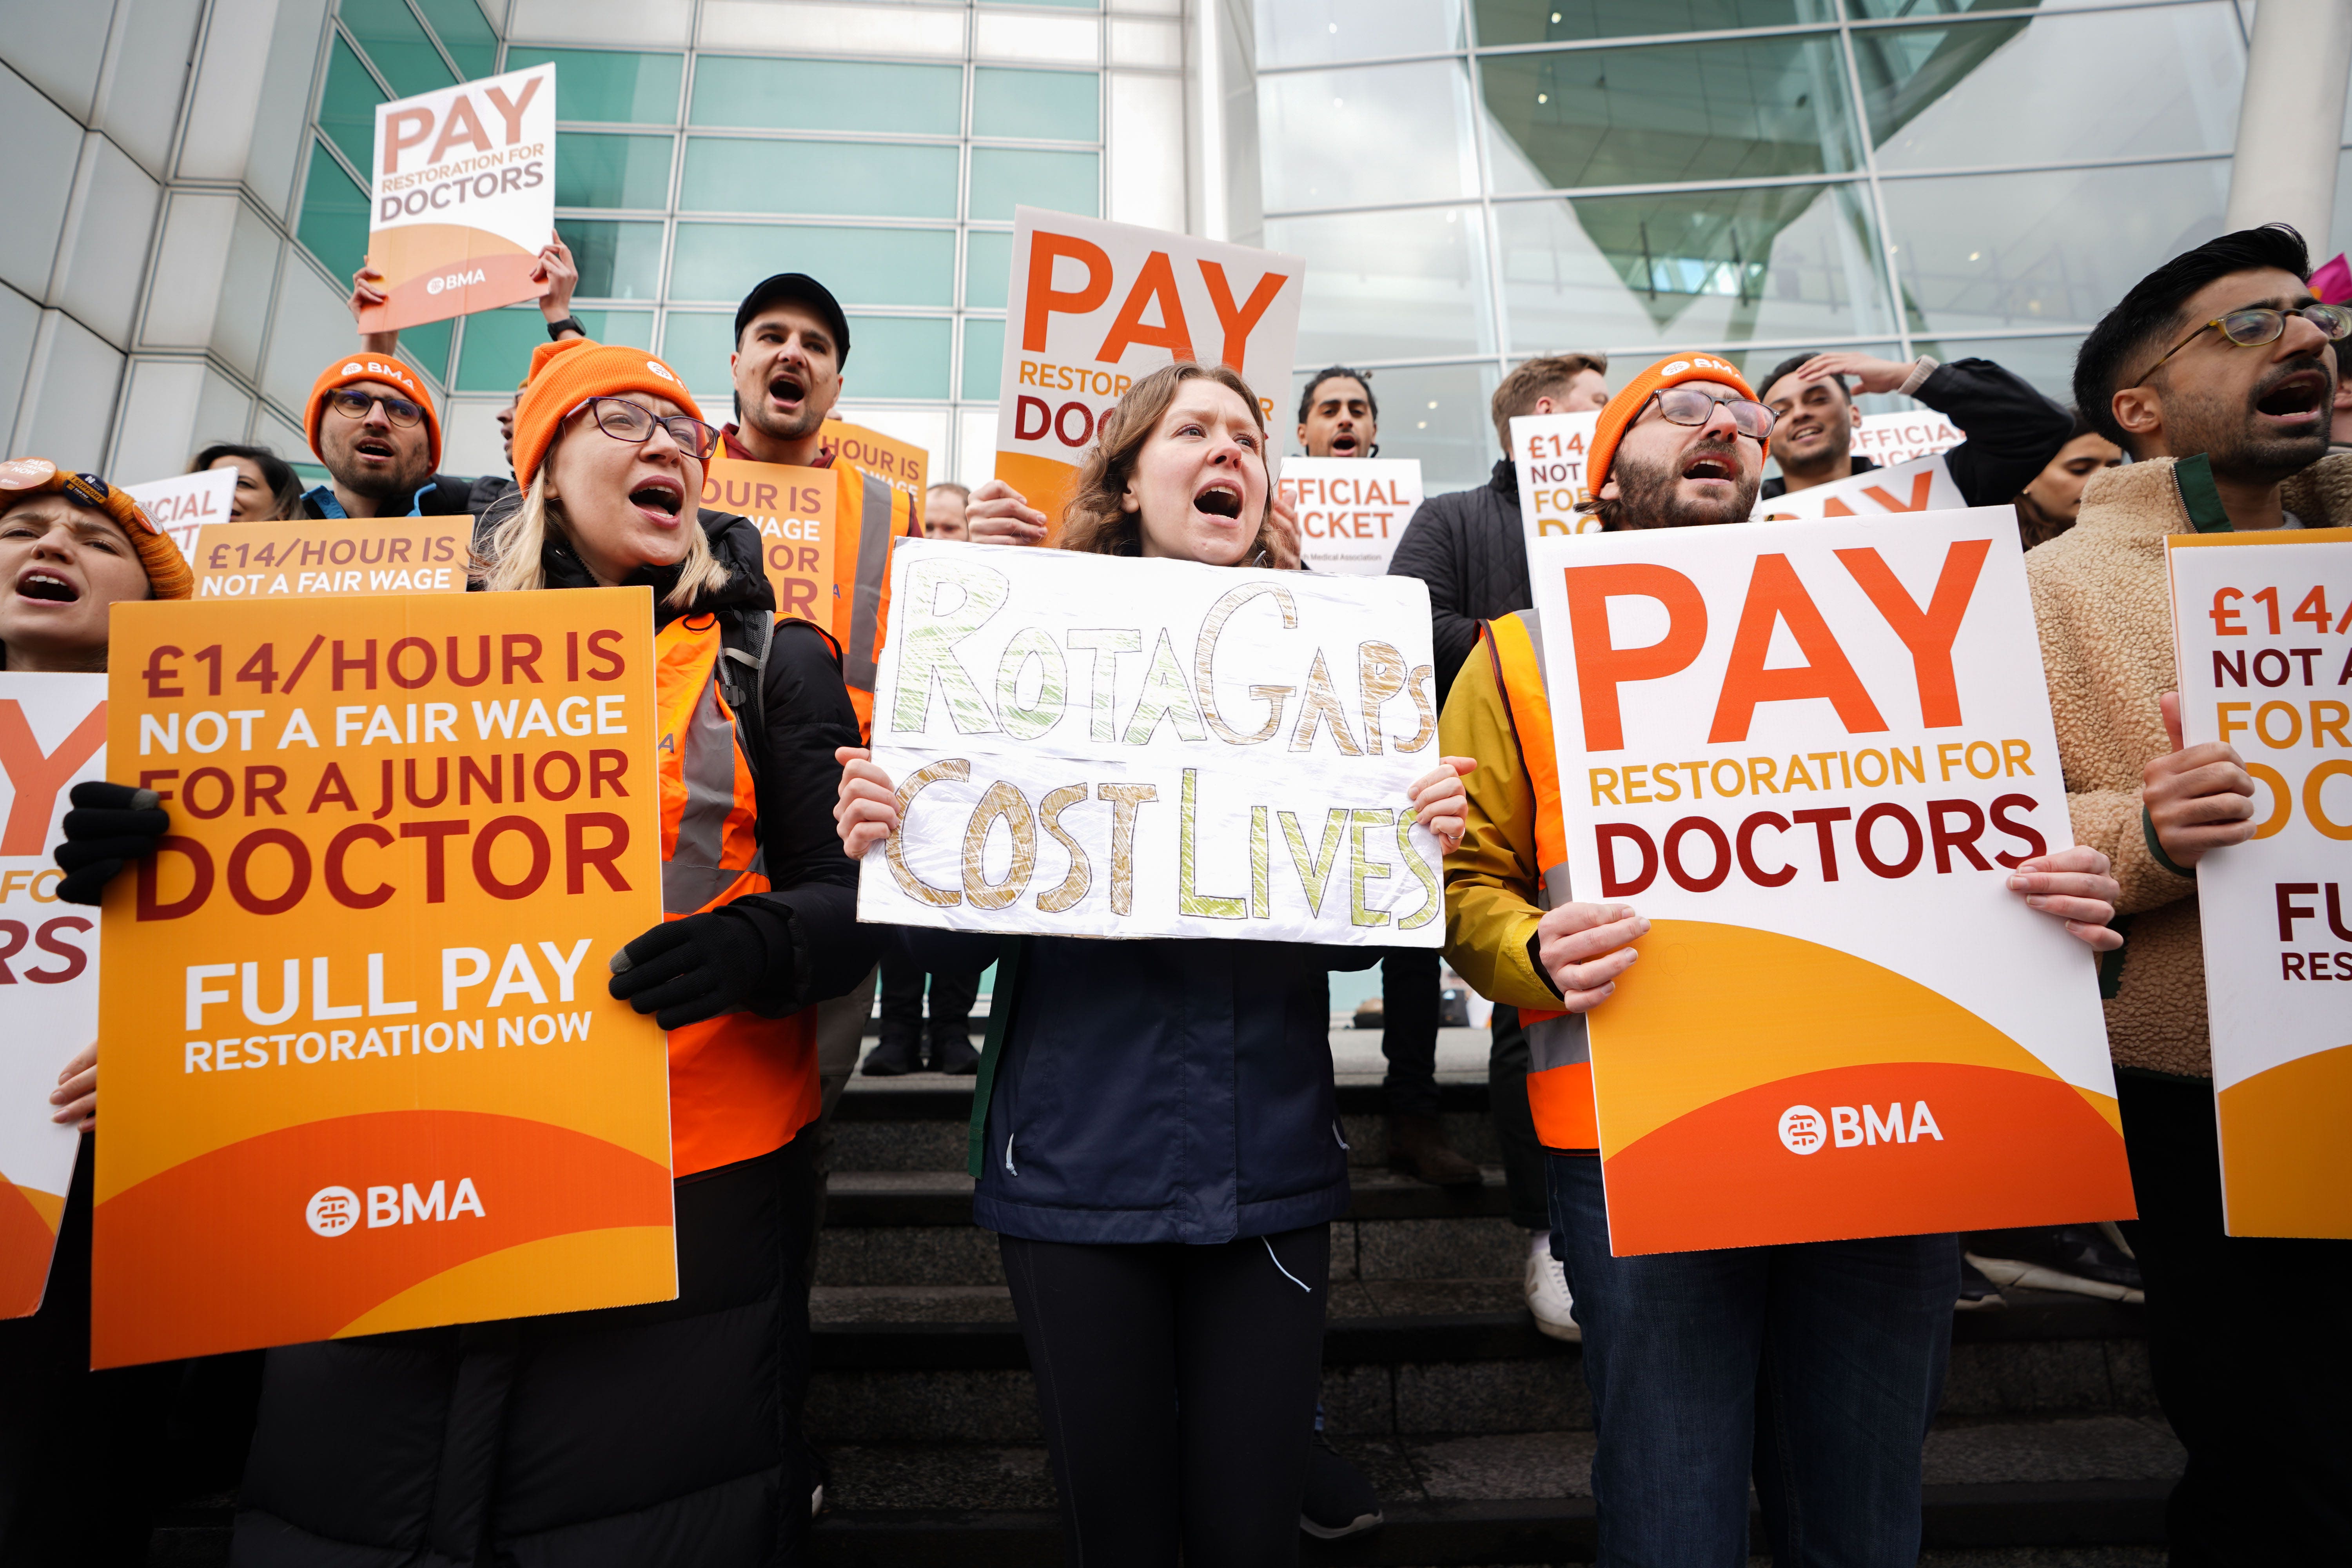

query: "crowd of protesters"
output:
0 217 2346 1568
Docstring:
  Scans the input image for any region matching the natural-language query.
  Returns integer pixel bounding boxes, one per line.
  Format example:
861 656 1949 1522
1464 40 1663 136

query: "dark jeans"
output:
1378 946 1443 1118
878 955 977 1046
2118 1069 2352 1565
1489 1005 1548 1231
1547 1152 1955 1567
999 1225 1331 1568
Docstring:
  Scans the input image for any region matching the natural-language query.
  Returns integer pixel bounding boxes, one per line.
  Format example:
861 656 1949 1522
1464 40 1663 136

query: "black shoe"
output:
1967 1225 2143 1303
861 1033 926 1076
1299 1432 1382 1540
929 1035 980 1075
1955 1255 2006 1312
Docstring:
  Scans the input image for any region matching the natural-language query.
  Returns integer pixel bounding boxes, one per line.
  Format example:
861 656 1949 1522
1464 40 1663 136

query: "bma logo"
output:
425 269 488 296
1779 1102 1945 1154
305 1178 486 1236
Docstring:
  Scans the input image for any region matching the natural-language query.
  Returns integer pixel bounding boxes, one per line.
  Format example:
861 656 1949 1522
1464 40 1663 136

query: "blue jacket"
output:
897 929 1378 1245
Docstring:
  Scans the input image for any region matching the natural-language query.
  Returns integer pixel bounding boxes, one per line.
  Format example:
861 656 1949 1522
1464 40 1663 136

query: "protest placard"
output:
124 468 237 562
995 209 1303 537
91 590 672 1367
1754 452 1965 521
1512 412 1604 551
0 674 105 1318
859 541 1441 945
2168 528 2352 1238
1280 458 1422 575
704 457 837 630
1528 508 2132 1254
822 419 927 507
358 63 556 333
191 517 471 600
1853 410 1963 468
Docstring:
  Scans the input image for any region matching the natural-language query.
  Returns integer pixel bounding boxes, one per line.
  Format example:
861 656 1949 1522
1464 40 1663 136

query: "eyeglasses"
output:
583 397 720 461
2131 302 2352 387
323 387 426 427
1643 386 1777 442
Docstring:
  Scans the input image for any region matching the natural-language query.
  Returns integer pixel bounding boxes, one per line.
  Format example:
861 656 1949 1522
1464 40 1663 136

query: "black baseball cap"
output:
734 273 850 365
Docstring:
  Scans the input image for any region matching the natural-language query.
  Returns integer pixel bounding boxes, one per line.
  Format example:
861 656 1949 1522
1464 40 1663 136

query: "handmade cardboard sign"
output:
860 541 1442 944
1280 459 1423 575
359 62 556 332
0 675 106 1318
822 419 927 508
2168 528 2352 1238
124 469 238 562
1528 508 2132 1254
703 457 838 631
190 517 471 600
1853 411 1962 468
91 590 672 1367
1755 452 1965 521
995 208 1303 538
1512 412 1604 550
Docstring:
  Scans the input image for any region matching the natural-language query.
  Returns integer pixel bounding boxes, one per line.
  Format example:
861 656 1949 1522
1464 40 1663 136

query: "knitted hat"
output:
305 354 441 470
0 457 192 599
1586 352 1758 495
512 339 706 490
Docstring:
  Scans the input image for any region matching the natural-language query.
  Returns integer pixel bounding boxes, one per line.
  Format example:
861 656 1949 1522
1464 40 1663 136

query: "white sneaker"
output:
1525 1240 1581 1342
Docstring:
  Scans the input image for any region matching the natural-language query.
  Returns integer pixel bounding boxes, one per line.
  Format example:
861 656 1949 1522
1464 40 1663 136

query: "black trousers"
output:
1487 1005 1549 1232
999 1225 1331 1568
2118 1069 2352 1566
877 955 978 1045
1378 947 1443 1118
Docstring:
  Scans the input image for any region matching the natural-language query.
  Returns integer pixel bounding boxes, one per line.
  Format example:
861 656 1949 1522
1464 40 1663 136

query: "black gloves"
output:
53 781 169 906
608 909 774 1029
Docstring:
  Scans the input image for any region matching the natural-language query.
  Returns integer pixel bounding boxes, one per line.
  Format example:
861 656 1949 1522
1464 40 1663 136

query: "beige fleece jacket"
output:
2025 450 2352 1078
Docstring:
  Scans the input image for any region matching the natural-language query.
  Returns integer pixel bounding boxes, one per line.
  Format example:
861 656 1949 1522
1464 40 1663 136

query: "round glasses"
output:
583 397 720 461
1644 385 1777 442
2132 302 2352 387
323 387 426 428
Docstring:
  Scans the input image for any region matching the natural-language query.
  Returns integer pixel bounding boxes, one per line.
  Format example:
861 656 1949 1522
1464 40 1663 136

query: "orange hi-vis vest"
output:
830 463 920 741
1484 610 1600 1154
655 613 820 1177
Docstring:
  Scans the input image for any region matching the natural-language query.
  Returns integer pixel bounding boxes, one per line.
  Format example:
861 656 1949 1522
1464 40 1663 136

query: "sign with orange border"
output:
1529 507 2134 1254
703 458 838 632
91 590 673 1367
2167 527 2352 1238
191 517 471 601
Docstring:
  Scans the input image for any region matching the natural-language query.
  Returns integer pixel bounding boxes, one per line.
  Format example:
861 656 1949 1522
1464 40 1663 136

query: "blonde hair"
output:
1057 362 1276 561
478 442 728 610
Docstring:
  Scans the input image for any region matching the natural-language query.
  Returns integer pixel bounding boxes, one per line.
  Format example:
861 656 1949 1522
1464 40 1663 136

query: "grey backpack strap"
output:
716 609 773 789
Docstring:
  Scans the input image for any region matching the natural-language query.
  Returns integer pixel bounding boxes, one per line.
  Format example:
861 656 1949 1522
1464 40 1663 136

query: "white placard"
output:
1511 411 1603 554
860 541 1443 945
1852 410 1963 468
122 468 238 562
1279 458 1423 575
1755 453 1966 521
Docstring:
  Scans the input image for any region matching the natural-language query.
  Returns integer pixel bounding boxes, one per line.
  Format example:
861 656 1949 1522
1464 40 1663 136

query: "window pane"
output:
456 307 657 391
965 230 1013 309
1474 0 1827 45
1845 0 2121 15
681 138 962 218
1495 182 1895 354
1855 5 2243 172
1259 0 1464 67
1260 62 1478 211
563 219 667 299
1878 162 2231 337
1908 332 2084 405
318 36 386 172
554 132 674 209
402 318 453 385
670 223 955 306
844 316 951 399
963 316 1006 400
1292 361 1500 492
507 47 683 124
973 68 1100 142
339 0 456 99
412 0 497 79
1481 36 1861 193
690 57 962 136
1268 204 1494 363
296 138 371 282
969 148 1099 221
660 312 739 396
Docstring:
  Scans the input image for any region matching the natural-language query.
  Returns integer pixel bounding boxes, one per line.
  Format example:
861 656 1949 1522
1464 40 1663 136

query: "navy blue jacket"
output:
897 929 1379 1245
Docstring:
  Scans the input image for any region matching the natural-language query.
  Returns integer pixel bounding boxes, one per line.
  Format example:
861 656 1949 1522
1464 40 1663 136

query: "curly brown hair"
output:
1056 362 1277 561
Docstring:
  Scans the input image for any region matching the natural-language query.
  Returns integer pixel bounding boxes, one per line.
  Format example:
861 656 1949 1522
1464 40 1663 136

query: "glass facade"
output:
1258 0 2255 489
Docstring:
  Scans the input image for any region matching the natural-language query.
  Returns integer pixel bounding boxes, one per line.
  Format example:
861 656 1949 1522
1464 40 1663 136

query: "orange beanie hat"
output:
1584 352 1757 496
305 354 442 471
511 340 704 490
0 457 192 599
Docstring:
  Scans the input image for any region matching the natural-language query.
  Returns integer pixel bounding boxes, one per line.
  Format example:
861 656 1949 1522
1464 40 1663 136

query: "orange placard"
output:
191 518 471 601
92 590 673 1368
822 418 927 507
703 458 839 633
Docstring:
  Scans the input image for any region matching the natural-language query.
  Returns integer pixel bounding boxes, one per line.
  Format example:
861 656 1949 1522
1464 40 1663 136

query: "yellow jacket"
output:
1439 625 1564 1014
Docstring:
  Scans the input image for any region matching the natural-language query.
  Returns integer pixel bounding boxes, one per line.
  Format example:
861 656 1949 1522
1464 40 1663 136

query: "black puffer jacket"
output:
1388 460 1528 701
232 508 869 1568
